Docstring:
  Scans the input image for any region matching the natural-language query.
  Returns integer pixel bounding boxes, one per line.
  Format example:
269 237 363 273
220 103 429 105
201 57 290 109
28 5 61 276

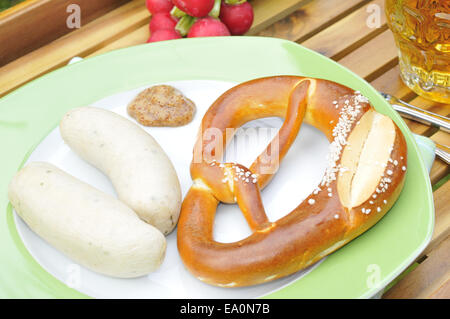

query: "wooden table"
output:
0 0 448 299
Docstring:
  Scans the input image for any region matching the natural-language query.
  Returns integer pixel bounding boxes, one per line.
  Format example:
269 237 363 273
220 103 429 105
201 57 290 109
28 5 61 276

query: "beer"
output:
385 0 450 103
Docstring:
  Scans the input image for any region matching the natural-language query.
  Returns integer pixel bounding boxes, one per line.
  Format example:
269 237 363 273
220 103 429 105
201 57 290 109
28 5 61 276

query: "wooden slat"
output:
430 130 450 146
0 0 149 97
0 0 130 66
256 0 369 42
88 24 149 57
404 97 450 136
370 65 416 101
423 180 450 256
383 235 450 298
429 130 450 184
369 65 450 139
337 29 398 80
246 0 310 35
428 280 450 299
0 0 41 17
301 0 387 60
430 160 449 185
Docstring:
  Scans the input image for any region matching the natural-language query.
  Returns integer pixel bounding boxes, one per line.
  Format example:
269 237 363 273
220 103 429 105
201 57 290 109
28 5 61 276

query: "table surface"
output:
0 0 448 299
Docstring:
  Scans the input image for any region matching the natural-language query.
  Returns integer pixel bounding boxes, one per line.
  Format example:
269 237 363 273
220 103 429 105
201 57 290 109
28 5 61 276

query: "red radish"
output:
219 1 254 35
147 29 182 42
146 0 174 14
149 13 178 33
188 17 230 37
172 0 214 18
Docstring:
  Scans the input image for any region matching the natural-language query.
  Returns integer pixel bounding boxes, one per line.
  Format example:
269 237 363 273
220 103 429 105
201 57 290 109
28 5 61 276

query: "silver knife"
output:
381 92 449 164
380 93 450 133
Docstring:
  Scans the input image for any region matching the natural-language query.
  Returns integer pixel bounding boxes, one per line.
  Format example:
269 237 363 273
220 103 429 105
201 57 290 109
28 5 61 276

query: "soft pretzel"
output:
177 76 407 287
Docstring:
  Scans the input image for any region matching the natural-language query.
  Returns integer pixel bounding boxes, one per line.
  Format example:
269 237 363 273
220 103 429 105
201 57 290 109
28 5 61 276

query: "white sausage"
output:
8 162 166 278
60 107 182 235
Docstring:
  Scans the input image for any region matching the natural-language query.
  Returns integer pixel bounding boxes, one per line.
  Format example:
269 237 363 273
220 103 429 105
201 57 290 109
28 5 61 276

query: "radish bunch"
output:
145 0 254 43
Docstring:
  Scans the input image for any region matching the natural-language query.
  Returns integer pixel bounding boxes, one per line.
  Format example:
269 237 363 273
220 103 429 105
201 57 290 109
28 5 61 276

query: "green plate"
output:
0 37 434 298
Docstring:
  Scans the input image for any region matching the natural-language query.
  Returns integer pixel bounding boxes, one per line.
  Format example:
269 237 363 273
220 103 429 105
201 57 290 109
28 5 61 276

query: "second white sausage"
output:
60 107 182 235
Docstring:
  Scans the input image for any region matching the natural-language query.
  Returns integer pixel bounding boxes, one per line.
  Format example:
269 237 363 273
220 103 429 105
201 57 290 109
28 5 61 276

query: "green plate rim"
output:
0 36 434 299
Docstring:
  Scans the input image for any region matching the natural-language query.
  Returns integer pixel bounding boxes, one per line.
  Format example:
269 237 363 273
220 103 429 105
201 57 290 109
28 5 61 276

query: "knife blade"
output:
380 92 450 133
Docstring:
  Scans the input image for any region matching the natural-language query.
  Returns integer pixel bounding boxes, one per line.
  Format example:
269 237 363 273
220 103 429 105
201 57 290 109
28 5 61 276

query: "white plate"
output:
14 80 330 298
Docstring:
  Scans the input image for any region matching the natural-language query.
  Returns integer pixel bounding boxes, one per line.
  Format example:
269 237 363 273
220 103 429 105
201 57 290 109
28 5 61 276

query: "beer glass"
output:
385 0 450 103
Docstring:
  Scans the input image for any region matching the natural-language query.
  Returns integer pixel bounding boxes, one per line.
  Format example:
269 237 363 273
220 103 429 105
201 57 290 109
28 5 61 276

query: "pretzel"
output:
177 76 408 287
